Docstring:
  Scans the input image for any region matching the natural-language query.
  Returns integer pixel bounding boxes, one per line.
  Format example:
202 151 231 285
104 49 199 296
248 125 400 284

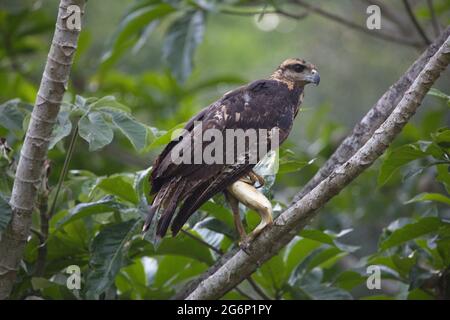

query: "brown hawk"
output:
143 58 320 246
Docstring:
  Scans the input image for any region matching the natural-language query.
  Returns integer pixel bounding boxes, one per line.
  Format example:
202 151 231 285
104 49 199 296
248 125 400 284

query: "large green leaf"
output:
156 231 214 265
153 255 207 289
379 217 444 251
139 231 214 265
104 4 175 66
55 196 128 229
378 144 427 186
299 229 335 246
144 122 186 151
95 175 139 204
78 111 114 151
333 271 366 291
88 96 131 113
134 167 152 208
163 10 205 83
109 110 147 151
405 192 450 206
31 277 77 300
196 217 237 240
0 99 30 136
86 219 140 297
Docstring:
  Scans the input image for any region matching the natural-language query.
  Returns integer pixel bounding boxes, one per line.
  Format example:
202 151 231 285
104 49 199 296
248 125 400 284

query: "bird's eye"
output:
292 64 305 72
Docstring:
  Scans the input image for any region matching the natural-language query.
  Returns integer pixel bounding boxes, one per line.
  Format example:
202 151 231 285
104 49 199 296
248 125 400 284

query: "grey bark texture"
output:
184 35 450 300
0 0 86 300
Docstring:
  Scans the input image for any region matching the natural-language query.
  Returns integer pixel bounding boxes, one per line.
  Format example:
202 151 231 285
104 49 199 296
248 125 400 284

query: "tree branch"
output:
0 0 86 300
181 35 450 300
292 0 422 48
292 26 450 203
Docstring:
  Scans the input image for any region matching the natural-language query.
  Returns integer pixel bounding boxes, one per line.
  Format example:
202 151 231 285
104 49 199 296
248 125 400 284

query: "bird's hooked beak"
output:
306 69 320 86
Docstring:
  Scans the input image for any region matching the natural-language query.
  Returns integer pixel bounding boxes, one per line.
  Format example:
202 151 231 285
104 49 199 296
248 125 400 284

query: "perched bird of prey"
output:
143 58 320 246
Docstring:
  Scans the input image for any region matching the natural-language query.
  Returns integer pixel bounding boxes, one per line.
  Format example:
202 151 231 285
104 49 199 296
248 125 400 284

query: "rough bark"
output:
292 26 450 203
184 35 450 300
0 0 86 300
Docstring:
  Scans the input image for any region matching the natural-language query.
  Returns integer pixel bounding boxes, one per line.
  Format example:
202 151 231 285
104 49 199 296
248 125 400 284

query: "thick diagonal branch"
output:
184 35 450 300
0 0 86 300
292 26 450 203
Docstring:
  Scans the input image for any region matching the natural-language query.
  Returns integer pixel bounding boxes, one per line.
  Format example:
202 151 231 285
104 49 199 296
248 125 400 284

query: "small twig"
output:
30 227 45 243
234 286 254 300
246 276 272 300
218 6 308 20
48 124 79 218
292 0 422 48
180 229 223 255
403 0 431 45
361 0 410 33
426 0 441 37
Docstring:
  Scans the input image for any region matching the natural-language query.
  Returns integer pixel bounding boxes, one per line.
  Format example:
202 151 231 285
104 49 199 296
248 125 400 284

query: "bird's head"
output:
271 58 320 87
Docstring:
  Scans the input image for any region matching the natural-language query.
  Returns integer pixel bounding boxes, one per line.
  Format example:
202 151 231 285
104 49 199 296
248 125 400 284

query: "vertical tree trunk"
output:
0 0 86 299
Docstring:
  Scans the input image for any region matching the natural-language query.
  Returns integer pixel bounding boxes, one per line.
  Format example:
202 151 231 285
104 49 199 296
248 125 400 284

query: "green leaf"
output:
49 107 72 149
134 167 152 208
378 144 427 186
380 217 444 251
140 231 214 265
163 10 205 83
196 217 237 240
306 247 344 271
285 238 322 276
156 231 214 265
104 4 175 68
108 110 147 151
55 196 128 229
0 193 12 236
436 164 450 193
88 96 131 113
153 255 207 289
432 128 450 149
259 254 287 290
31 277 77 300
407 288 434 300
405 192 450 206
287 283 353 300
299 229 335 245
334 271 366 291
428 88 450 105
0 99 29 136
278 160 312 174
391 252 417 278
86 219 140 297
78 111 114 151
144 122 186 151
436 237 450 266
95 175 139 204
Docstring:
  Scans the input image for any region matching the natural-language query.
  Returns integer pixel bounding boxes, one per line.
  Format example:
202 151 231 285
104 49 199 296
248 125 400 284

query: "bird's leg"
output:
248 170 265 188
227 180 273 245
225 191 249 247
